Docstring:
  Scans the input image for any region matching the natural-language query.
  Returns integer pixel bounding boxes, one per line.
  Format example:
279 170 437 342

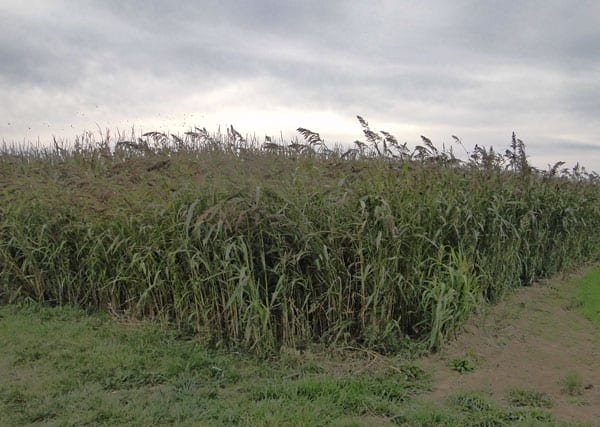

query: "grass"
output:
560 372 584 397
449 356 477 373
576 266 600 328
443 390 559 426
1 118 600 356
506 388 553 408
0 303 429 426
0 303 586 426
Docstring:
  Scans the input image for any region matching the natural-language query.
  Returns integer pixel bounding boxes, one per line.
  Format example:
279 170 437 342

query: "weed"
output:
560 371 584 396
449 390 494 412
506 388 553 408
449 356 476 373
566 397 589 407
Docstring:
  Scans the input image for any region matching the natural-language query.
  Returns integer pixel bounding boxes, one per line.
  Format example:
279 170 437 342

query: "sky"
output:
1 0 600 172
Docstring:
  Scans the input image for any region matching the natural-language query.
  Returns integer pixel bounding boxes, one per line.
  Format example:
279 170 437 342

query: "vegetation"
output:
506 389 553 408
1 117 600 354
449 356 477 373
0 303 582 426
576 266 600 328
560 372 584 397
0 303 424 425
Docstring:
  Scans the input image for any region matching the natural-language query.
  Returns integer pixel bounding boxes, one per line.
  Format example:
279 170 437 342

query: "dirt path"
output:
420 268 600 425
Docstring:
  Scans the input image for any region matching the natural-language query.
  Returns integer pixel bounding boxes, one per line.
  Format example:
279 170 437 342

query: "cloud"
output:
1 1 599 171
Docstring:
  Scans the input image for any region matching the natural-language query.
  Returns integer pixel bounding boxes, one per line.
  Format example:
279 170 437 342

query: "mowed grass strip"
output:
0 303 430 426
0 303 583 426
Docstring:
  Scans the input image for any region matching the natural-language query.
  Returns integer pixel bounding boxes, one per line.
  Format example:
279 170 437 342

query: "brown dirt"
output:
420 268 600 425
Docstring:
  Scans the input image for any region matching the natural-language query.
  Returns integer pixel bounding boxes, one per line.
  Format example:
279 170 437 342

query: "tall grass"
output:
1 118 599 353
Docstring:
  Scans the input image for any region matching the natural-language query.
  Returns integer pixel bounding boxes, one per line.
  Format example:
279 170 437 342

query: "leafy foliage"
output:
1 117 600 354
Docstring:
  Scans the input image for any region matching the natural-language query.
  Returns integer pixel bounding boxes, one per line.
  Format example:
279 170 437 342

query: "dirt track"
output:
421 268 600 425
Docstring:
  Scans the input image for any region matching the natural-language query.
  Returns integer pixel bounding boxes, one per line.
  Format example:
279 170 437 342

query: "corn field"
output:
1 118 599 354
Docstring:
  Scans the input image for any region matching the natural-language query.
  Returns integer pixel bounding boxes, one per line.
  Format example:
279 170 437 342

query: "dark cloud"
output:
554 141 600 152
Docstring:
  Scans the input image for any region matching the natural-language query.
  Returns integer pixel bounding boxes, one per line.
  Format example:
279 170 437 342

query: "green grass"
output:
560 372 584 397
506 388 553 408
449 356 477 373
576 266 600 328
0 303 585 426
0 303 431 426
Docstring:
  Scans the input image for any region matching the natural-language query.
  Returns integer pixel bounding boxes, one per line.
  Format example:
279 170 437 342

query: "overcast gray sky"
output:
2 0 600 171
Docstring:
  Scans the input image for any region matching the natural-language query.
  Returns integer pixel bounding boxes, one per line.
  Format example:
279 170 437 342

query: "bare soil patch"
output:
421 268 600 425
